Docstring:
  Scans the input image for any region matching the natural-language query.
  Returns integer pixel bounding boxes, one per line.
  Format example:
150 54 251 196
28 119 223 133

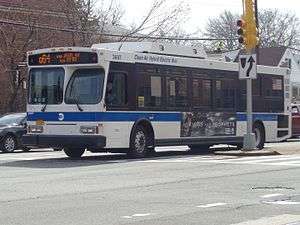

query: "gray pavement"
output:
0 140 300 225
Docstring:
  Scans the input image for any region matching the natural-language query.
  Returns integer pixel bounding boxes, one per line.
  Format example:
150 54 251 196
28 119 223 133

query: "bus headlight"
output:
80 126 97 134
28 125 44 133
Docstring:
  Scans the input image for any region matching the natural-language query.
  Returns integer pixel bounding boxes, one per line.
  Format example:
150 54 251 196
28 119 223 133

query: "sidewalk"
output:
214 139 300 156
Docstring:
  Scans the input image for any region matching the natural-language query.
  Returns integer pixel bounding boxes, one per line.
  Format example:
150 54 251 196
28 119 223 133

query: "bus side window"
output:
105 72 127 107
192 78 212 108
215 79 235 109
137 74 162 108
166 76 188 107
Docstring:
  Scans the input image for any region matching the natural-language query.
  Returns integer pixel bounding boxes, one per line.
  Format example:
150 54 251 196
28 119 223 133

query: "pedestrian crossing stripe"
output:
142 155 300 167
1 152 300 167
230 214 300 225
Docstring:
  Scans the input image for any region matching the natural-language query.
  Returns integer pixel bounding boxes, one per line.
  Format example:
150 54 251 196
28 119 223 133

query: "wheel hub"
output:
4 137 15 152
135 131 146 153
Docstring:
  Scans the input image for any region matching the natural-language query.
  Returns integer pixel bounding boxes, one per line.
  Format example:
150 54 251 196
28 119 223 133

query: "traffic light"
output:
237 0 259 52
237 19 246 45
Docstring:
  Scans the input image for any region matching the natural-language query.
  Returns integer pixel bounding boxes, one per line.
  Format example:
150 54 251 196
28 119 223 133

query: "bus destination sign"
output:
28 52 98 66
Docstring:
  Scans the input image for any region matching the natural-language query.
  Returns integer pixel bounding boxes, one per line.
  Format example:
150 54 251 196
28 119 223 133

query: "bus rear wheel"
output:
64 148 85 159
128 125 153 158
253 123 265 150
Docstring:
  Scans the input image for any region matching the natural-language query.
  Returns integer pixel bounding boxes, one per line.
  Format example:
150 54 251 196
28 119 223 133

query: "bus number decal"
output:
113 54 122 60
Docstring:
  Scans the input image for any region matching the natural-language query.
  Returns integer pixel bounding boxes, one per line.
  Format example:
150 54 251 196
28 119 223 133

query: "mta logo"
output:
58 113 64 121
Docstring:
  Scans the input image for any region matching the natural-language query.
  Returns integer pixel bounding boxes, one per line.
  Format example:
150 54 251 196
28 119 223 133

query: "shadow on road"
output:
0 149 54 155
0 147 234 169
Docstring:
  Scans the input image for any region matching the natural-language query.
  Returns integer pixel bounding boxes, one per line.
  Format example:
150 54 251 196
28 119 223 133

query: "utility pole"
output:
237 0 259 150
255 0 259 62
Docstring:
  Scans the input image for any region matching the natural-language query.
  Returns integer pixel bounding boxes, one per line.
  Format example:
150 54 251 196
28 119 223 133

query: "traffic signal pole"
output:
237 0 259 150
244 75 256 150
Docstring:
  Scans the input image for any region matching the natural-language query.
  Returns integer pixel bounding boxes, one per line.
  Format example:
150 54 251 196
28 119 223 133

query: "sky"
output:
112 0 300 34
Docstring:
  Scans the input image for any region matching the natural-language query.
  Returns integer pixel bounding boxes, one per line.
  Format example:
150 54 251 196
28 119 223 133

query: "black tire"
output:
128 125 153 158
63 148 85 159
1 135 17 153
53 148 63 151
189 145 211 154
253 123 265 150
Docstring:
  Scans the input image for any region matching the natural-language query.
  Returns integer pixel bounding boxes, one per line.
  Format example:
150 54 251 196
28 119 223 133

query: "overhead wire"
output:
0 18 237 42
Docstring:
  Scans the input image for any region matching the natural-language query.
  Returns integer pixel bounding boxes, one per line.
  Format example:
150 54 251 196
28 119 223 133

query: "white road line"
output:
236 156 300 164
262 200 300 205
0 155 62 162
196 202 227 208
122 213 152 219
231 214 300 225
142 156 236 163
260 193 284 198
267 160 300 166
139 155 300 167
218 155 300 162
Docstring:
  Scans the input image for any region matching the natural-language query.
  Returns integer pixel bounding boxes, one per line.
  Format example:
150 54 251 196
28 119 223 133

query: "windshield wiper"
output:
73 98 84 112
76 101 83 112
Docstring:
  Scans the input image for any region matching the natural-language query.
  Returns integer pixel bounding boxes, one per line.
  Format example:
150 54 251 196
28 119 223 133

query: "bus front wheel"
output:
64 148 85 159
128 125 153 158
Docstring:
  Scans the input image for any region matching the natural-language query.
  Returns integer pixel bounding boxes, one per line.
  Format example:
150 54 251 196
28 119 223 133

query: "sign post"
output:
237 0 259 151
239 54 257 150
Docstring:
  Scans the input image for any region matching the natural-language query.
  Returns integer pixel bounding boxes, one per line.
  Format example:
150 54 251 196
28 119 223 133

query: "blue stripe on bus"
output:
236 113 278 121
27 112 182 122
27 112 279 122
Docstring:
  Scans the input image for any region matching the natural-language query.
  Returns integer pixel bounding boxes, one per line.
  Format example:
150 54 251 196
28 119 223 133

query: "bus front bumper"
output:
22 134 106 149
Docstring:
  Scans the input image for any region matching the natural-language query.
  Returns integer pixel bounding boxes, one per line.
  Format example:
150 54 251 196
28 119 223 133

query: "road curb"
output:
213 150 281 157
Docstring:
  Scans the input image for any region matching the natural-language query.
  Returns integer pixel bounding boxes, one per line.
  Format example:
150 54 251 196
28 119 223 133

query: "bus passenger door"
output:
104 70 131 148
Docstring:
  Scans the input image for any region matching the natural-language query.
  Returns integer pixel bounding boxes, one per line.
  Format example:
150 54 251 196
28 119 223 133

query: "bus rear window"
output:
29 68 64 104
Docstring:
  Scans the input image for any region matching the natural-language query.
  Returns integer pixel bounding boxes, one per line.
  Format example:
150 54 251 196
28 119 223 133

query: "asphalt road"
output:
0 142 300 225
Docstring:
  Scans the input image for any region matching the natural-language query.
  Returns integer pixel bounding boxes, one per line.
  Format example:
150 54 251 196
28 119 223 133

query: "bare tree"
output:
96 0 125 42
0 2 38 112
203 9 300 51
259 9 300 48
119 0 190 42
203 10 239 51
59 0 101 46
59 0 191 44
59 0 126 45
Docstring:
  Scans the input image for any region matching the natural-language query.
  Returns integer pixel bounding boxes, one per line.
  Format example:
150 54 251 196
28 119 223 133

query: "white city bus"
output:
23 42 291 158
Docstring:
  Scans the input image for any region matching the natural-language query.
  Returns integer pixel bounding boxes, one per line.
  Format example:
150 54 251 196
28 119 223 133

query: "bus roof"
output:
27 42 290 77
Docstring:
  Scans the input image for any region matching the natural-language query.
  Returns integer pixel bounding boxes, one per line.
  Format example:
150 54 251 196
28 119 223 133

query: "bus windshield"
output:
65 69 105 104
29 68 64 104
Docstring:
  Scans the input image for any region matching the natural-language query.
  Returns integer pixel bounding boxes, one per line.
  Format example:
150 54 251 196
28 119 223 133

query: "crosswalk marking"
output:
196 202 227 208
231 214 300 225
228 156 300 164
1 151 300 167
260 193 284 198
142 154 300 167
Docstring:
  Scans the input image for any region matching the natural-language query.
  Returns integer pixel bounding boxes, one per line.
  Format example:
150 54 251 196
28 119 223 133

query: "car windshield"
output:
0 114 25 126
29 68 64 104
65 68 105 104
